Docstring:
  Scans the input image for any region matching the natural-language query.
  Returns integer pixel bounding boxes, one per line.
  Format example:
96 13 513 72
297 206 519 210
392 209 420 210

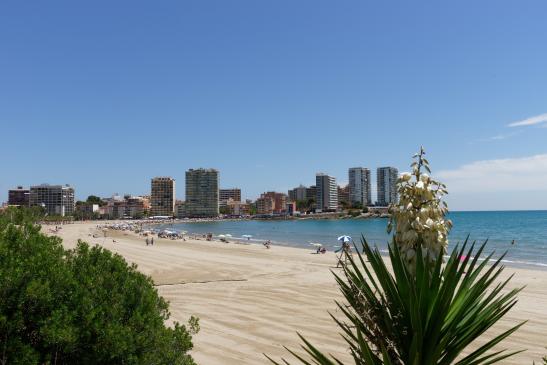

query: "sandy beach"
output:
49 222 547 364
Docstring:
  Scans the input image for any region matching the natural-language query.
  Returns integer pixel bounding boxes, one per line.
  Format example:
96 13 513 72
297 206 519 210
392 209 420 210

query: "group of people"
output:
263 240 271 249
145 237 155 246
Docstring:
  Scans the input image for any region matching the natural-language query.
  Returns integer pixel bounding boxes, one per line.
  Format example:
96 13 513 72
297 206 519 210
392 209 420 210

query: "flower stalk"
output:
388 147 452 273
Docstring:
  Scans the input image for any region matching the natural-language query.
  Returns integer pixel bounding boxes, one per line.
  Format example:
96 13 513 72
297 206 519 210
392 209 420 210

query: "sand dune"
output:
52 222 547 364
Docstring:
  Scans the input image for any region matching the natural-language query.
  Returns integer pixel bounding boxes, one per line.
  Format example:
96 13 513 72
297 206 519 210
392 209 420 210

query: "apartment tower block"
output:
150 177 175 216
185 168 219 217
376 167 399 206
348 167 372 206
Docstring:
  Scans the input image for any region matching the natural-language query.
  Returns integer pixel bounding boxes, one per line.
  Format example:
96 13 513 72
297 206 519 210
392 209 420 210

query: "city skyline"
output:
1 1 547 211
5 163 398 205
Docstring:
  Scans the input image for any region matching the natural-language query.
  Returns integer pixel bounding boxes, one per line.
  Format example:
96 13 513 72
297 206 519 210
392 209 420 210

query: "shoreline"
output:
47 221 547 364
48 221 547 364
94 218 547 272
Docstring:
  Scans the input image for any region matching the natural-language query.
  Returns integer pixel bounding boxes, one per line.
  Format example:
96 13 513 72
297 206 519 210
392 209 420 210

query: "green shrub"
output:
0 217 197 364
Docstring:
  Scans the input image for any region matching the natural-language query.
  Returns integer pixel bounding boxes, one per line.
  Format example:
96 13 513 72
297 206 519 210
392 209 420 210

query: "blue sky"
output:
1 1 547 210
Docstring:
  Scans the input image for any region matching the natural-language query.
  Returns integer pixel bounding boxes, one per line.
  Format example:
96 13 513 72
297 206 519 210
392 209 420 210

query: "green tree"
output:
351 201 363 209
296 200 308 211
0 206 45 226
0 211 197 364
86 195 106 206
249 204 257 215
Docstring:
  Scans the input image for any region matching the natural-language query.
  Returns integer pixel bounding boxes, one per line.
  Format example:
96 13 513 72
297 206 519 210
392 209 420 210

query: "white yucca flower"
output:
388 147 452 274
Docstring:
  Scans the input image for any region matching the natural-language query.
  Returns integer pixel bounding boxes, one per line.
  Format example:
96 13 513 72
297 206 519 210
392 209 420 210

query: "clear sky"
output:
1 1 547 210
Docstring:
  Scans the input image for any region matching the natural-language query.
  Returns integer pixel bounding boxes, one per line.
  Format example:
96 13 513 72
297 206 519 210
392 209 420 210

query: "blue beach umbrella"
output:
337 235 352 243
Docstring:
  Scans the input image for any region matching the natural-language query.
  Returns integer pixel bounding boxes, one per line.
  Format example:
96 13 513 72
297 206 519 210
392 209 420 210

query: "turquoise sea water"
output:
154 211 547 269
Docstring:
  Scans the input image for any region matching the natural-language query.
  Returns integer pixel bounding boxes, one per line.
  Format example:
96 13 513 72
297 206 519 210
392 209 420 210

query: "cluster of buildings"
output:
8 184 75 216
287 167 399 213
5 166 399 219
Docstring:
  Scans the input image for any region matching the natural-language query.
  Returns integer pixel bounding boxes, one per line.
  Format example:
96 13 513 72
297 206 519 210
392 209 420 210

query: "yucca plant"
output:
267 238 524 364
267 148 525 364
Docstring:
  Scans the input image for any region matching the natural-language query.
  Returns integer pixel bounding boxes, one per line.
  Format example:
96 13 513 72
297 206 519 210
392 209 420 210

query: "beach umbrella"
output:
337 235 352 243
242 234 252 238
218 234 226 238
309 242 323 247
225 234 233 238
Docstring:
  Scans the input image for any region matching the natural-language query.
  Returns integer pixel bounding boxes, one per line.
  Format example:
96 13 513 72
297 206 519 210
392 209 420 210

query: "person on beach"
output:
264 240 271 249
151 237 154 246
146 237 149 246
336 242 351 268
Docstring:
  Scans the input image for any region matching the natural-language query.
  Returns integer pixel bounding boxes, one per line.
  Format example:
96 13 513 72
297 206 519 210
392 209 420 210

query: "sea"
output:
152 210 547 269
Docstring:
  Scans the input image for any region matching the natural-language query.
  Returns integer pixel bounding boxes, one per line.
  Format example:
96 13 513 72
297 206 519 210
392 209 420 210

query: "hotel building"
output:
29 184 75 216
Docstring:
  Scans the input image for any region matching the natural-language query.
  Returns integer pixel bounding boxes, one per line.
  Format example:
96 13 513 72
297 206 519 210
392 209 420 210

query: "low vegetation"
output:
0 208 198 364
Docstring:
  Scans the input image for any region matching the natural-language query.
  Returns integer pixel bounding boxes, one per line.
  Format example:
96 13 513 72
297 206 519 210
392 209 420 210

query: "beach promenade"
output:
51 222 547 364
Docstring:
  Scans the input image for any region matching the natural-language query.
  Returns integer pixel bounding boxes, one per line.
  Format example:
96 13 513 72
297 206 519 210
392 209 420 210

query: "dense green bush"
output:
0 214 197 364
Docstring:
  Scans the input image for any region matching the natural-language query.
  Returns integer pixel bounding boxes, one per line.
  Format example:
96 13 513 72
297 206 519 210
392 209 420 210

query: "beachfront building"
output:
110 201 127 219
306 185 317 208
316 173 338 212
348 167 372 207
288 184 308 202
75 203 100 219
185 168 219 217
76 203 99 214
29 184 75 216
150 177 175 217
175 200 186 219
377 166 399 206
125 196 149 218
219 188 241 207
338 185 350 208
226 199 251 216
8 186 30 207
262 191 287 213
286 201 297 216
256 195 274 215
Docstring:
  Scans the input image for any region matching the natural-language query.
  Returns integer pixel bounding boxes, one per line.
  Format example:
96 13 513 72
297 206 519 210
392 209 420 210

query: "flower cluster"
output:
388 147 452 273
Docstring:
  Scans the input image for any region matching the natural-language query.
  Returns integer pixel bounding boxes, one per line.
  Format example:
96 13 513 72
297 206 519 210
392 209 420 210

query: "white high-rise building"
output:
315 173 338 212
348 167 371 207
377 167 398 206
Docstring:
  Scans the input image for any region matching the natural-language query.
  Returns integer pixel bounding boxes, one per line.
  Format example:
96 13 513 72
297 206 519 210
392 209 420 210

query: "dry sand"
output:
50 222 547 364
